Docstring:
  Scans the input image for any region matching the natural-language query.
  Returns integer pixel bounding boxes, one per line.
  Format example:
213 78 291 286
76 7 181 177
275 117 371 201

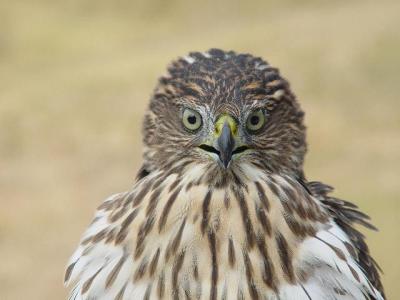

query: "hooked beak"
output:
198 114 249 169
217 121 235 168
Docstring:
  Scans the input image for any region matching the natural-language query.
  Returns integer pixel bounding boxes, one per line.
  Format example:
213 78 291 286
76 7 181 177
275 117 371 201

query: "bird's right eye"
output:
182 108 202 131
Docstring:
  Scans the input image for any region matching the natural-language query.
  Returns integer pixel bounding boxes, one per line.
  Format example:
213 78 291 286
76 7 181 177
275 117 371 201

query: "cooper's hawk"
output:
65 49 384 299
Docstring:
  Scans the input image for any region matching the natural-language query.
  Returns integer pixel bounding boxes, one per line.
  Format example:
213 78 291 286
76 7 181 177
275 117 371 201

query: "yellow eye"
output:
182 108 202 131
246 109 265 132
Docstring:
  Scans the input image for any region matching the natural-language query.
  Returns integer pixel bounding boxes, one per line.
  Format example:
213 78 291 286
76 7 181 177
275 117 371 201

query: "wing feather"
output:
65 192 134 299
307 181 385 299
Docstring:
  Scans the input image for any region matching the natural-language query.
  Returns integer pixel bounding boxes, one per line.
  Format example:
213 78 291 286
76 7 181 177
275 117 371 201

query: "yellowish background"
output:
1 1 399 299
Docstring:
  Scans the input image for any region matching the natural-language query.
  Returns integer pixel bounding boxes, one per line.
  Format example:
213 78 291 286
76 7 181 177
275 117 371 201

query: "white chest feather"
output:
65 166 383 300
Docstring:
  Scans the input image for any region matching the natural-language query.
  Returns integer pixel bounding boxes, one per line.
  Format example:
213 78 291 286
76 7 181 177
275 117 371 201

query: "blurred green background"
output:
0 0 399 299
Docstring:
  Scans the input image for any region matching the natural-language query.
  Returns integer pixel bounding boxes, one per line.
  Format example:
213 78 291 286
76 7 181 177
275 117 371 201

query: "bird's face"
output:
179 104 270 170
142 49 306 180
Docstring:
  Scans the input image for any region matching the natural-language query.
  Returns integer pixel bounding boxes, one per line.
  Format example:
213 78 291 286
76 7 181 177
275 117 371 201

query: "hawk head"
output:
142 49 306 184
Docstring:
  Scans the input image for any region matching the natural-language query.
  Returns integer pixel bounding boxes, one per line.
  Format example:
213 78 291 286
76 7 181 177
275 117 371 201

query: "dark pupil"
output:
250 115 260 126
188 115 197 125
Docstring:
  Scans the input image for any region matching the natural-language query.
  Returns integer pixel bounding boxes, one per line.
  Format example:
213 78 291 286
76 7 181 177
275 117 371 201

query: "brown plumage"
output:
65 49 384 300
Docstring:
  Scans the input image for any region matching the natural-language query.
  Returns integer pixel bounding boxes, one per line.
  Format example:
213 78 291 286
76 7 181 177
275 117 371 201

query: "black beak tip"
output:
222 158 230 169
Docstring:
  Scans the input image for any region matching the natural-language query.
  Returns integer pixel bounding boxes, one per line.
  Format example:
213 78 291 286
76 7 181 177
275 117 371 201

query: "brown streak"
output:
316 236 346 261
172 251 186 299
228 238 236 267
348 263 361 282
254 181 270 211
133 180 153 207
169 177 181 192
115 209 139 245
149 248 161 276
158 186 182 232
133 259 148 282
283 213 306 238
146 187 162 217
106 256 127 288
64 262 76 283
256 235 277 291
201 189 213 234
232 187 255 248
276 233 295 283
243 251 259 299
81 267 103 294
105 228 116 243
135 216 155 259
208 231 218 300
92 228 108 243
255 205 271 236
157 271 165 298
114 283 127 300
224 192 230 209
171 218 187 255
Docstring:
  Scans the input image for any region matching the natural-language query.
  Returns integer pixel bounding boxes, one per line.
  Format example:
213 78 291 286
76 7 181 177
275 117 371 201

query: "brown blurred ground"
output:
0 0 399 299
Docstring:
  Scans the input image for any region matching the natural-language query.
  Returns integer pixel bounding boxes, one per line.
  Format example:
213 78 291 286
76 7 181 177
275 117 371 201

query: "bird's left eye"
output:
246 109 266 132
182 108 202 131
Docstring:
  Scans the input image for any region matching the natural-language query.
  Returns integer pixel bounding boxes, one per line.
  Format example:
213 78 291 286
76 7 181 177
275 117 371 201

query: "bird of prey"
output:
65 49 384 300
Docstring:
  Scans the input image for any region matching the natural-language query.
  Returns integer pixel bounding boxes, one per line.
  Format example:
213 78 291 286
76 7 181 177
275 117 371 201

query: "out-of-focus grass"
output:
0 0 399 298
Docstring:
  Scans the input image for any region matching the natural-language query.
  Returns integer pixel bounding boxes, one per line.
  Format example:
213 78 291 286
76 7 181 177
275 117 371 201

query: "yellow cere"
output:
214 114 238 137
